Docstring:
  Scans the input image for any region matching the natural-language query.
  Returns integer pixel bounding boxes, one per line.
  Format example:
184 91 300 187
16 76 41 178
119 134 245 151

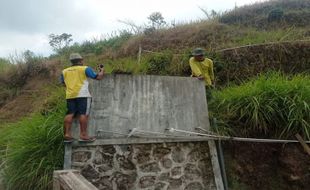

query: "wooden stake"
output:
295 133 310 156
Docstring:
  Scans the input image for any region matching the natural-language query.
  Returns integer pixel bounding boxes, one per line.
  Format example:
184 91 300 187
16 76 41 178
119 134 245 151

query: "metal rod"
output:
167 128 310 144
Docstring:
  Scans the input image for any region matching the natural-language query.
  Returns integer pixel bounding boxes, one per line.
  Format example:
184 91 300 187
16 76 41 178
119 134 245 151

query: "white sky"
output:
0 0 266 58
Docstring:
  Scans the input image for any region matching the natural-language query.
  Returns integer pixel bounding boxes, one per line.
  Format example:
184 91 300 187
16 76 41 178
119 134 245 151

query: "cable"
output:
167 128 310 144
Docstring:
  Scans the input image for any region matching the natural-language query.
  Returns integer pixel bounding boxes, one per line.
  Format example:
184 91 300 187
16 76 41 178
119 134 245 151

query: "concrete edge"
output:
208 140 225 190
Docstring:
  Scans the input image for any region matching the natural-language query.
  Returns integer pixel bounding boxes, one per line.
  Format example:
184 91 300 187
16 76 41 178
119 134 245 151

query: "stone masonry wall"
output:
71 142 216 190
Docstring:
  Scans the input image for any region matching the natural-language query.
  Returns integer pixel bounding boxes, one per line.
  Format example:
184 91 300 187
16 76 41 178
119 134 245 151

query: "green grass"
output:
230 27 309 46
210 72 310 140
0 87 65 190
0 58 11 73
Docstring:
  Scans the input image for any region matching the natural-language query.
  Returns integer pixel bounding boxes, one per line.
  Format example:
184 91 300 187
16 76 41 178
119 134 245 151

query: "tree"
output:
147 12 166 29
48 33 73 53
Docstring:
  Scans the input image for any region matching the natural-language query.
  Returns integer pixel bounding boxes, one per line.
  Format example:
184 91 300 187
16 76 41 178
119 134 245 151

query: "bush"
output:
210 72 310 140
146 51 172 75
0 88 65 190
268 8 284 22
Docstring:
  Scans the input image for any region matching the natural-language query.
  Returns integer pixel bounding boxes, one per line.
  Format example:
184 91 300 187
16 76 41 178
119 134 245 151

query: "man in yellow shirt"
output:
61 53 104 142
189 48 214 99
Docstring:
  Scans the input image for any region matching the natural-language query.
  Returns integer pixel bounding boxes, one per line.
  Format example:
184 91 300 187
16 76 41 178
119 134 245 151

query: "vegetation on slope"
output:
219 0 310 28
210 72 310 140
0 87 65 190
0 0 309 189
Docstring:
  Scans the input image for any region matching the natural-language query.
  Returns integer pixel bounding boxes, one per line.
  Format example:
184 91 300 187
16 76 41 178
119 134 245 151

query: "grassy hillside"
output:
219 0 310 28
0 0 309 189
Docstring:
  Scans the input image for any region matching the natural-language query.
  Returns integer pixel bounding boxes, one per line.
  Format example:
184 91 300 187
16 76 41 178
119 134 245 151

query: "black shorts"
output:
66 97 92 116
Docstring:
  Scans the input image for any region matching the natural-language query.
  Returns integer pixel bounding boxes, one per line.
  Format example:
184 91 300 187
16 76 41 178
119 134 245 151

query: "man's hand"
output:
98 64 104 71
96 64 104 80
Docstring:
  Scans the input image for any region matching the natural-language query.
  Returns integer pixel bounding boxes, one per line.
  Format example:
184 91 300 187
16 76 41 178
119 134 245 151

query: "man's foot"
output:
64 136 75 143
79 136 96 142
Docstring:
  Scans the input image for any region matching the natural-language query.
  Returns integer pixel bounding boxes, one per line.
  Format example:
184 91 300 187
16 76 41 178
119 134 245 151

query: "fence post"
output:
137 44 142 64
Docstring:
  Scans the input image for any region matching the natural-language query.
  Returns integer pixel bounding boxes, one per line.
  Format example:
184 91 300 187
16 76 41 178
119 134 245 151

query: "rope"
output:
216 39 310 52
96 128 310 144
167 128 310 144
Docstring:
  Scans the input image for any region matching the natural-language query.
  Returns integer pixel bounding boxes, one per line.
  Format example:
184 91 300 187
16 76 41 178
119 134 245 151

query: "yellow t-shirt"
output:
62 66 96 99
189 57 214 86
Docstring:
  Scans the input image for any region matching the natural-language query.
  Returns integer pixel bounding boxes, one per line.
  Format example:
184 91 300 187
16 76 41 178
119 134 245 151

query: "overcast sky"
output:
0 0 266 58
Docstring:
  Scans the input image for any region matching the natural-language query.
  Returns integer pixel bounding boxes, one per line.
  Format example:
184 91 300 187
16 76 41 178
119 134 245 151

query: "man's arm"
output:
209 60 215 85
85 67 104 80
60 73 66 86
189 59 203 79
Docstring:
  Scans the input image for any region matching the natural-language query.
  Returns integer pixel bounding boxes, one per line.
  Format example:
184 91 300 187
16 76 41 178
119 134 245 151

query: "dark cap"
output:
192 48 205 56
69 53 83 61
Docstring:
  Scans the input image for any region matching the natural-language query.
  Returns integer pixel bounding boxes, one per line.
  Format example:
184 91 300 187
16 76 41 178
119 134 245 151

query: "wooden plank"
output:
295 133 310 156
53 170 98 190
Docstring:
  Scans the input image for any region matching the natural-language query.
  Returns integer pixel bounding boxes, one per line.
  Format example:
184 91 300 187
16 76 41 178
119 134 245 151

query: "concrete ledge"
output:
70 137 218 147
53 170 98 190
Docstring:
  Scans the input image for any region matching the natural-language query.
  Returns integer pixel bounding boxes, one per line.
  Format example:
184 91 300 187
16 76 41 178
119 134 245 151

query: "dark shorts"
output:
66 97 92 116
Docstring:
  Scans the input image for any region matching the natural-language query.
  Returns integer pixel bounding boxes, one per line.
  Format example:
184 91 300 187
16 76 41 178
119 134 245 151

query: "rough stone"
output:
198 158 213 177
116 154 136 171
139 176 156 188
185 182 204 190
167 178 183 190
93 151 113 166
134 150 151 164
140 162 161 173
158 172 170 181
81 164 100 181
155 182 167 190
153 147 171 160
184 164 201 180
112 172 137 189
97 164 113 173
101 145 116 155
72 151 91 163
93 176 112 190
172 146 185 163
171 167 182 178
188 148 208 162
119 145 132 153
161 158 173 169
134 144 152 152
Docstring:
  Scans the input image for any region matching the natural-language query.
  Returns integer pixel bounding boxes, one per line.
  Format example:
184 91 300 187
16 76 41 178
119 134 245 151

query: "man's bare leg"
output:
79 114 92 140
64 114 74 139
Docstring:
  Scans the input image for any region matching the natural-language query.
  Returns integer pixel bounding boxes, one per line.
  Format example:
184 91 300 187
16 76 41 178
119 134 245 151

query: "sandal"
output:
78 136 96 142
64 136 75 143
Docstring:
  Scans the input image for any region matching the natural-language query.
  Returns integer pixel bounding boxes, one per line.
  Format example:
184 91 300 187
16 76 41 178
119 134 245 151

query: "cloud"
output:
0 0 98 34
0 0 267 57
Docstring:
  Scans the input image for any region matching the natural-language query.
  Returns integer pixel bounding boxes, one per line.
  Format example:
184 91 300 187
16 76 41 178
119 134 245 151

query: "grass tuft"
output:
210 72 310 140
0 87 65 190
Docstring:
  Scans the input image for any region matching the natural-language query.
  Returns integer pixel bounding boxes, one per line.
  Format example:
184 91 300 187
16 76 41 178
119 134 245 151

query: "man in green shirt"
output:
189 48 214 99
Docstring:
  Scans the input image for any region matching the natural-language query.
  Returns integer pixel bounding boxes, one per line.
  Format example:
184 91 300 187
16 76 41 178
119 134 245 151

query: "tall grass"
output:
209 72 310 140
0 58 12 73
0 87 65 190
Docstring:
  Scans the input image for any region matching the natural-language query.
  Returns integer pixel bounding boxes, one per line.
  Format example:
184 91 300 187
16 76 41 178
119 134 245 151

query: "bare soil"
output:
224 142 310 190
0 76 52 123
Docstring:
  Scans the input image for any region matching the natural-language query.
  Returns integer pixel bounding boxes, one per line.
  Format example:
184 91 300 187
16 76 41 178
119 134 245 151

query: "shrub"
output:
268 8 284 22
209 72 310 140
0 87 65 190
146 51 172 75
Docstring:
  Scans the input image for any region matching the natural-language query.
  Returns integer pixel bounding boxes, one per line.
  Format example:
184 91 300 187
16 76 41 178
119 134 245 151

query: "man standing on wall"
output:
61 53 104 142
189 48 214 99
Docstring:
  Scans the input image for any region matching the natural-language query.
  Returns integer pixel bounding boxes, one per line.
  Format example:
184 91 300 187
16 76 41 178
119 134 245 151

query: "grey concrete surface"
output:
72 75 210 139
67 75 224 190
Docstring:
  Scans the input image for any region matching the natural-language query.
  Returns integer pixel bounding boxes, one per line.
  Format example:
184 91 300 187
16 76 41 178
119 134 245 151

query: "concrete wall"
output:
72 75 210 139
67 75 223 190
